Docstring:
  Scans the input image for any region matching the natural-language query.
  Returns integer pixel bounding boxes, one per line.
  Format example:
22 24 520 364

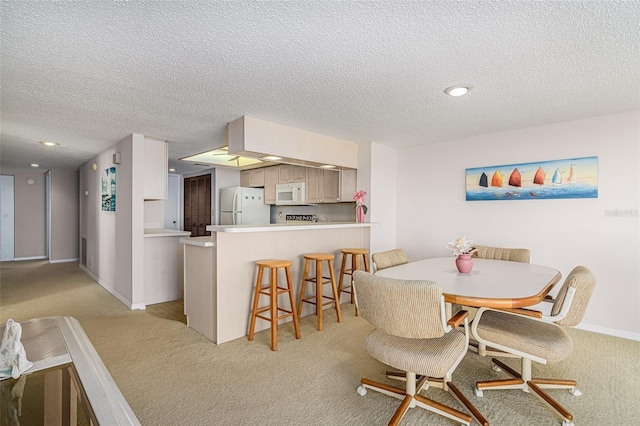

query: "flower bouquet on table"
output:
353 190 368 222
447 236 477 273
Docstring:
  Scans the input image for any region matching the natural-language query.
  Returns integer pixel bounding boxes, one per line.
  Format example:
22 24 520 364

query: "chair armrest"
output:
448 310 469 328
497 307 543 319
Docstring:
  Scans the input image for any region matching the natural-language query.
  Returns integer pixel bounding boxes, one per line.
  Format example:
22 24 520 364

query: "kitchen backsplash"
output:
270 203 357 223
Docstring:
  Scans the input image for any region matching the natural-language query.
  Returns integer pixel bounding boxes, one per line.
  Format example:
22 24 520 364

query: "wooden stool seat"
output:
298 253 342 331
248 259 300 351
338 248 370 316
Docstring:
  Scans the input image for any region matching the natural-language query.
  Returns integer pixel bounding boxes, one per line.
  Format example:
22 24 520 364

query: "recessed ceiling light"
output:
261 156 282 161
39 141 59 146
29 163 40 167
169 168 176 172
444 85 471 97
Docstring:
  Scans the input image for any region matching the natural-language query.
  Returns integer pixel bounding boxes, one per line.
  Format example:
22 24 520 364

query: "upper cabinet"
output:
240 168 265 187
278 164 306 183
144 138 168 200
339 169 357 202
263 166 278 204
306 168 340 204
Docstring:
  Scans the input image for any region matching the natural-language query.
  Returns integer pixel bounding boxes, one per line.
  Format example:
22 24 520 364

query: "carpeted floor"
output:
1 260 639 425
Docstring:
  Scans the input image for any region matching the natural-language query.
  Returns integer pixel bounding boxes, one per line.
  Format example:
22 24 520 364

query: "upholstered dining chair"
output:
470 266 596 426
465 244 531 350
472 245 531 263
371 249 408 273
352 271 488 426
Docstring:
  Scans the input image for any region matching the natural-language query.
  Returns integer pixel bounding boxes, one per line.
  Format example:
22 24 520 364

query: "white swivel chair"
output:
353 271 488 426
371 249 408 273
470 266 596 426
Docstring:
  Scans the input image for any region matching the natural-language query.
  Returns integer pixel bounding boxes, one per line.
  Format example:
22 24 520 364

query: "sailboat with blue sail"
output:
552 168 562 185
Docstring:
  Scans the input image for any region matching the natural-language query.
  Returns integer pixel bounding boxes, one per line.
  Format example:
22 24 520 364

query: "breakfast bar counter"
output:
181 222 371 344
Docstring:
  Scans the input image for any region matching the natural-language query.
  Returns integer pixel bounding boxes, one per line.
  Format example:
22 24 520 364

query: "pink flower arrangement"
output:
353 190 368 215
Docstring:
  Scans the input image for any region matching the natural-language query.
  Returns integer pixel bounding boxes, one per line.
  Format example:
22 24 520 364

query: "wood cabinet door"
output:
291 165 306 182
322 169 340 203
240 170 251 187
184 175 211 237
264 166 278 204
305 167 321 203
278 165 306 183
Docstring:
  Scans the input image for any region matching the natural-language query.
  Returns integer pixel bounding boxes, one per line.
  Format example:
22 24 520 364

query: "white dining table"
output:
374 257 562 309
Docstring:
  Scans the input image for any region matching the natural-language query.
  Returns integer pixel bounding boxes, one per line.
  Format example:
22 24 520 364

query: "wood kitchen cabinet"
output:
263 166 278 204
306 168 340 203
277 164 306 183
240 168 265 187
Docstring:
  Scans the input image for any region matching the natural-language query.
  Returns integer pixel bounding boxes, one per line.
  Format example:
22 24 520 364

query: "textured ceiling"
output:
1 1 639 172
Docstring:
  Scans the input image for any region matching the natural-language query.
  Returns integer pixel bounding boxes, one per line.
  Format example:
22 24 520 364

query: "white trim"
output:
49 258 80 264
79 265 146 311
13 256 47 261
575 323 640 342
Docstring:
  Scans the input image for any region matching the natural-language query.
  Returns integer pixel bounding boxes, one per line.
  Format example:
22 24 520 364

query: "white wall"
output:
79 134 146 309
50 169 79 262
395 110 640 339
369 142 398 255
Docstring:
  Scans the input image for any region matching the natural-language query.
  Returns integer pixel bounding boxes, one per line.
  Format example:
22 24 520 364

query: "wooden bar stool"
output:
297 253 342 331
337 248 370 316
248 259 301 351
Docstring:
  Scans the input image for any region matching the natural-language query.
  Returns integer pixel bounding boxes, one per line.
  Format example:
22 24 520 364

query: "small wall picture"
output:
466 156 598 201
102 166 116 211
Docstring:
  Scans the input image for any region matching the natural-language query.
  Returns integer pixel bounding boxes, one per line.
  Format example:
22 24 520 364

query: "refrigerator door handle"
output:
232 189 238 213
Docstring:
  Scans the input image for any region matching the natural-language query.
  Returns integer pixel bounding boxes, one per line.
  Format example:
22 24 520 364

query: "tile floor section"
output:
146 299 187 324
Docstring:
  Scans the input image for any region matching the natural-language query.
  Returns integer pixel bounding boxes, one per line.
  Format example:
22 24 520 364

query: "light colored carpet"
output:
1 260 639 425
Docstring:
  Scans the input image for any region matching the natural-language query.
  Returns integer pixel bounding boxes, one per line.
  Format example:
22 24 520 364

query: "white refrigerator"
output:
219 187 270 225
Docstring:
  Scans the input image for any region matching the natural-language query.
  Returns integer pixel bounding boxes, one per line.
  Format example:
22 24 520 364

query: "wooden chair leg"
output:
297 259 310 317
328 259 342 323
269 267 277 351
248 266 264 341
316 259 323 330
285 266 301 339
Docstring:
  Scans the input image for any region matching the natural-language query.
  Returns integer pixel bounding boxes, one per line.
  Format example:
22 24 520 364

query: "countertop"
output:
180 236 214 247
144 228 192 238
205 222 373 233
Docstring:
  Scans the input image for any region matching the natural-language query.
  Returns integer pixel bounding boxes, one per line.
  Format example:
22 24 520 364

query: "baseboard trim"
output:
13 256 48 261
50 258 80 264
79 265 145 311
575 323 640 342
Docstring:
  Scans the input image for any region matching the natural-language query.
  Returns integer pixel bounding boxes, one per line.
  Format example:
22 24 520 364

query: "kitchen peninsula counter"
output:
182 222 371 344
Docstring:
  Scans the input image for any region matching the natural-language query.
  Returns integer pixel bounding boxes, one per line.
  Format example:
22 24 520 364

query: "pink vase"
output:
356 205 366 223
455 253 473 274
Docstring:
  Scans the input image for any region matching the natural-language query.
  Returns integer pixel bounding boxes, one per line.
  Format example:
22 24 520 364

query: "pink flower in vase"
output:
353 190 368 214
353 190 368 223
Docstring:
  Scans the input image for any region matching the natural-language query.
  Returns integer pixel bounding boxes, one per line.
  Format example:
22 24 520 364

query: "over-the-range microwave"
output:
275 182 306 205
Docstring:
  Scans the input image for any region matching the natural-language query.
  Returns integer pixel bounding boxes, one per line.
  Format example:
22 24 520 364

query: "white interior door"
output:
164 174 180 229
0 175 15 261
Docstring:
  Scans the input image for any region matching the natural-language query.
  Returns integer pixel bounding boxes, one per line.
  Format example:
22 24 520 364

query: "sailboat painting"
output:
466 156 598 201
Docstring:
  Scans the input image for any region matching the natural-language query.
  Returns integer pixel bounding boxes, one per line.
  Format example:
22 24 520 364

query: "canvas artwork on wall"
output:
466 156 598 201
101 167 116 211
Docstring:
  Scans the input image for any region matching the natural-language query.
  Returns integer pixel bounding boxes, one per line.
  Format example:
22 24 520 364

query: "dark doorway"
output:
184 174 211 237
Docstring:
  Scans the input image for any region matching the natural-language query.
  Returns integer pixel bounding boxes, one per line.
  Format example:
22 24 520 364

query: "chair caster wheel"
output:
569 387 582 396
356 385 367 396
474 387 483 397
491 364 502 372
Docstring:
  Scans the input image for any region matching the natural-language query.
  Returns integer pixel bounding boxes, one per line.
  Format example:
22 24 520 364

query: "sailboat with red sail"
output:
533 167 546 185
508 168 521 187
491 170 503 187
